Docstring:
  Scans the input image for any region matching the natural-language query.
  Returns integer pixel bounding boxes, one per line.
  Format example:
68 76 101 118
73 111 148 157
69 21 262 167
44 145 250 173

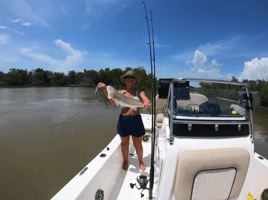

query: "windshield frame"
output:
165 78 254 145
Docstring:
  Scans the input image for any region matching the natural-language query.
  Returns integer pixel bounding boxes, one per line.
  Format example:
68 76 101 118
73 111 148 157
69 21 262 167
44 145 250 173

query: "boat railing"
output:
172 78 252 87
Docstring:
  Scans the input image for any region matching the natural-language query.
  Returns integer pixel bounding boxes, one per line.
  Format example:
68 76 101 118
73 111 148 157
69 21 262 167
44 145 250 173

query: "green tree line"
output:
1 67 266 106
0 66 158 90
199 76 268 107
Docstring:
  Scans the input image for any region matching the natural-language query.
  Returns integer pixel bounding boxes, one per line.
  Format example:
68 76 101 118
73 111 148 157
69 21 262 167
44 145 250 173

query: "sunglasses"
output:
124 76 136 79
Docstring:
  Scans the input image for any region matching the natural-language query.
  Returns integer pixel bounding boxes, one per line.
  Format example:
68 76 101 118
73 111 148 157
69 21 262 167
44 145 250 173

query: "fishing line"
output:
142 1 156 199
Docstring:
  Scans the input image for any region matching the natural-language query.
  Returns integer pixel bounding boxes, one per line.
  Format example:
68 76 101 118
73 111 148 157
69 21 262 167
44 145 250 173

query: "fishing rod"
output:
142 1 156 199
149 9 156 200
150 10 156 89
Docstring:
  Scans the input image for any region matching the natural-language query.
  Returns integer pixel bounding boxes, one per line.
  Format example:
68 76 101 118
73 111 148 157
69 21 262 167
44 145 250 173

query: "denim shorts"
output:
117 115 145 137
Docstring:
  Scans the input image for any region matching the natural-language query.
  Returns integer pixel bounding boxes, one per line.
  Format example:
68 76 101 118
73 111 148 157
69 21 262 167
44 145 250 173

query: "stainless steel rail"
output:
169 83 174 144
172 78 252 87
244 86 254 139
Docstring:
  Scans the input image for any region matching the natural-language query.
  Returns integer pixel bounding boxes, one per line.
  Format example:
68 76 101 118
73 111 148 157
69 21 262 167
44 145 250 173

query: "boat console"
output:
154 78 261 200
157 78 260 142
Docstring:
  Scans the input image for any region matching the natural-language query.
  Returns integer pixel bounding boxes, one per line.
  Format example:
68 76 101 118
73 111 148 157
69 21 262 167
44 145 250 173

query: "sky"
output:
0 0 268 81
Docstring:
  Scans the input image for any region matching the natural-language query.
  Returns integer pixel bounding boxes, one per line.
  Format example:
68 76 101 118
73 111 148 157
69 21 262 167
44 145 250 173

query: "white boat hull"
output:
250 152 268 200
52 114 154 200
52 113 268 200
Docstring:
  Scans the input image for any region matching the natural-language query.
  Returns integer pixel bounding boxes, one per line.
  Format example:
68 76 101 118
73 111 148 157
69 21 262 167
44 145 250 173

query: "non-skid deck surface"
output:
116 138 152 200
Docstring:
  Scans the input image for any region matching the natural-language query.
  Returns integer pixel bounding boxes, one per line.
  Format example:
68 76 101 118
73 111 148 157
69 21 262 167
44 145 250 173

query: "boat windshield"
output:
173 86 247 118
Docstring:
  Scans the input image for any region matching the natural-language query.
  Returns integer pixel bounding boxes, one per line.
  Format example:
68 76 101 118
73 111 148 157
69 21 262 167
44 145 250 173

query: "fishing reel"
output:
130 175 150 198
142 134 150 142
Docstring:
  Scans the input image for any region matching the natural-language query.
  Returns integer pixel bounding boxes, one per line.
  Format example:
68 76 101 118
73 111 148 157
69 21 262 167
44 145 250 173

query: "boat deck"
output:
112 135 152 200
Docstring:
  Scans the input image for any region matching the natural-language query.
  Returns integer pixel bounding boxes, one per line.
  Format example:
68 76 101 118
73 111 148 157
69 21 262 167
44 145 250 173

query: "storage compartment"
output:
173 124 249 137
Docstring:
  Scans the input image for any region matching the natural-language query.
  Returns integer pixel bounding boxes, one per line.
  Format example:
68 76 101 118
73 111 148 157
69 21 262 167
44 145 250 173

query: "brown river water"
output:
0 87 267 200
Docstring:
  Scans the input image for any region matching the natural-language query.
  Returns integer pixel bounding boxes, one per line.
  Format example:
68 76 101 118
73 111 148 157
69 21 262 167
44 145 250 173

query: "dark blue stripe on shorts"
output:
117 114 145 137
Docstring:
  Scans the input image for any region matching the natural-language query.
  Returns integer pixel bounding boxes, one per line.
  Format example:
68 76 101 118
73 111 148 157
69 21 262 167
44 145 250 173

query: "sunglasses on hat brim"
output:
124 76 136 79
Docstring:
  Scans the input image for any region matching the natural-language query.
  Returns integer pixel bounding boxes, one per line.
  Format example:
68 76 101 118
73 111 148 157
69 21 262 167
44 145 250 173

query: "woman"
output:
98 70 151 172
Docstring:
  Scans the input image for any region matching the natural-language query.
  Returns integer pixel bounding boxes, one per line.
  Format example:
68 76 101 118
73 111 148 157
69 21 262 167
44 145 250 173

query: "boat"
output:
51 78 268 200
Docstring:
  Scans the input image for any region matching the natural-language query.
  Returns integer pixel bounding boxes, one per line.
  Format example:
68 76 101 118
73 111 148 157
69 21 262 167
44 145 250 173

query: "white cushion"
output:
174 148 250 200
192 168 236 200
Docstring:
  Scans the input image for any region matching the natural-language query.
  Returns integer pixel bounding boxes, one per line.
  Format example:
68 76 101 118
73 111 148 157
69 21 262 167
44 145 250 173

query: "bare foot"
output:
140 163 146 171
122 160 128 171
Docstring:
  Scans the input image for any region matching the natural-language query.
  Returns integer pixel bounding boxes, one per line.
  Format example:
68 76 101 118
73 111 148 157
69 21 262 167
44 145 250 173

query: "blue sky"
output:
0 0 268 81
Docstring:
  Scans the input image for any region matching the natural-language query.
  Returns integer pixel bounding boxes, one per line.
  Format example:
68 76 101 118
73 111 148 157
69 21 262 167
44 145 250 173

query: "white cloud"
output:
21 22 31 27
152 36 168 49
0 34 9 44
54 39 77 55
54 39 84 72
188 50 223 71
19 48 61 65
185 50 228 79
155 43 168 48
61 2 66 14
11 18 23 23
0 26 25 35
19 40 84 74
175 36 241 61
11 18 31 27
4 0 49 28
84 0 132 17
198 36 241 56
190 50 207 71
238 57 268 81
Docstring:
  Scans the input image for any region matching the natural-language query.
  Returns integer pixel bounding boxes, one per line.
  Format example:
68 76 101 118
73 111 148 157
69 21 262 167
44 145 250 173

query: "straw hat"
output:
120 70 139 84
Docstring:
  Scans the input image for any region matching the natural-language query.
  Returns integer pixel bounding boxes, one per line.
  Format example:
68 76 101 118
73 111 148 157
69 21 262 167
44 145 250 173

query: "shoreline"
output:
1 85 267 120
0 84 94 88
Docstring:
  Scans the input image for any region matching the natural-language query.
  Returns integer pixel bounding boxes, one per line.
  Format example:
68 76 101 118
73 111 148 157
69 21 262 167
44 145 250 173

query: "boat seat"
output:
155 94 167 129
174 148 250 200
155 93 208 129
176 93 208 107
156 113 164 128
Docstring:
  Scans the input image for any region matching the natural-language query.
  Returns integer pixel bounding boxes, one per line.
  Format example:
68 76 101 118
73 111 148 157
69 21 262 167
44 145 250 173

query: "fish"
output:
107 85 144 111
94 85 110 109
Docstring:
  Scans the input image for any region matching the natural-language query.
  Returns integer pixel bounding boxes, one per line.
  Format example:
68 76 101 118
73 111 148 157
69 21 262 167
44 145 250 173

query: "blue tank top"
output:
119 90 140 109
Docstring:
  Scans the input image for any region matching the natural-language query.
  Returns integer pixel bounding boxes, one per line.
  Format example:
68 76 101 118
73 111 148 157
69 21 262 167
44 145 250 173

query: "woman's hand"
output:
143 101 151 109
98 82 106 92
98 82 116 106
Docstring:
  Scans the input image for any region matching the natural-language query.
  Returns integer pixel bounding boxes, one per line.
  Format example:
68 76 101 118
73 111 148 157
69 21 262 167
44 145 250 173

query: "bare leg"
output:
132 136 146 171
120 136 130 171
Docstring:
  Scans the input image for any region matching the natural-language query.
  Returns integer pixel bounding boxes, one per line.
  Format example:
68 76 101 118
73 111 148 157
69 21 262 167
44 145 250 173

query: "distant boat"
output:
51 78 267 200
